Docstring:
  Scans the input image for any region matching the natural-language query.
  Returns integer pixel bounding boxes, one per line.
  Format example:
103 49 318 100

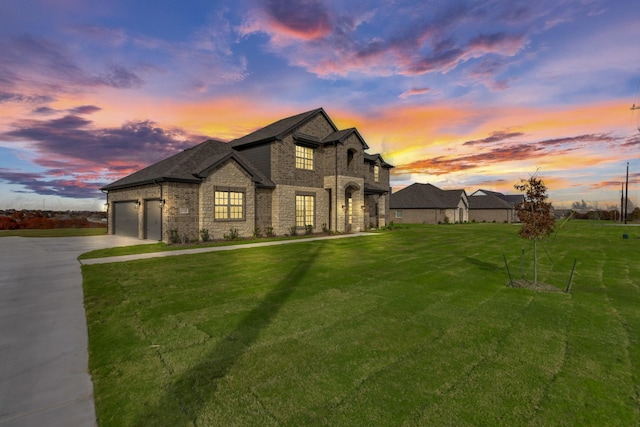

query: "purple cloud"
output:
463 131 526 146
3 115 199 165
261 0 333 40
68 105 102 115
0 115 206 198
622 134 640 147
537 133 619 146
395 132 619 176
0 35 144 93
0 91 54 104
241 2 532 80
0 169 103 199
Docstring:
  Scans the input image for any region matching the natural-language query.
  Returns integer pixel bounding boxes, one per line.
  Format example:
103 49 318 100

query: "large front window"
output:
296 195 315 227
296 145 313 170
215 190 244 220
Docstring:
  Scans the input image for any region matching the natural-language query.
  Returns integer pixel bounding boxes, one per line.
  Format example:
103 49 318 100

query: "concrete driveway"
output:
0 235 153 427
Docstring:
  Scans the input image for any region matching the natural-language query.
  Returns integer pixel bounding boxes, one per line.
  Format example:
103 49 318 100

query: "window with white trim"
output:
295 145 313 170
374 165 380 182
215 190 244 220
296 195 315 227
395 210 403 218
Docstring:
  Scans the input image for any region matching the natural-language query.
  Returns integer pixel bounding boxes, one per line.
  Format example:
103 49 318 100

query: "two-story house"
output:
101 108 393 242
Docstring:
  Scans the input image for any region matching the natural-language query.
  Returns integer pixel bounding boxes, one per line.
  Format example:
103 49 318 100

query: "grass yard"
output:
82 222 640 426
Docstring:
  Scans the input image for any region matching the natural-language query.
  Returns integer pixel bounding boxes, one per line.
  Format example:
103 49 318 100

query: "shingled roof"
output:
471 189 524 207
101 139 274 191
364 153 394 168
322 128 369 149
468 194 513 210
230 108 338 149
390 183 466 209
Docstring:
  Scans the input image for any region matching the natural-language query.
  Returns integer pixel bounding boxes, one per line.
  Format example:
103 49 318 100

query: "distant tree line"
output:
0 210 107 230
562 206 640 221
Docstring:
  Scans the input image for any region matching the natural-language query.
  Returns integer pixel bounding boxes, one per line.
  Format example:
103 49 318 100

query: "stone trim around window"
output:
214 186 246 221
295 192 315 228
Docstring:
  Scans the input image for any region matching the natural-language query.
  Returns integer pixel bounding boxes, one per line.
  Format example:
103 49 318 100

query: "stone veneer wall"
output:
392 207 465 224
271 184 330 236
255 188 273 232
199 160 255 240
323 175 365 233
164 182 200 243
469 209 512 223
392 208 441 225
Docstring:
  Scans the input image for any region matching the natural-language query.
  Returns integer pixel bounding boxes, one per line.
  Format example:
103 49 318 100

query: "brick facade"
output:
103 108 393 242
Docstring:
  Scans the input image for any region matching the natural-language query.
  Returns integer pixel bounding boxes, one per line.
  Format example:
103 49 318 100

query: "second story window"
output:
374 165 380 182
296 145 313 170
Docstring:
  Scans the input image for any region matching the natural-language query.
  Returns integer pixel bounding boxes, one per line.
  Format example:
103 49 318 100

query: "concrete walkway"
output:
80 232 379 265
0 235 154 427
0 232 378 426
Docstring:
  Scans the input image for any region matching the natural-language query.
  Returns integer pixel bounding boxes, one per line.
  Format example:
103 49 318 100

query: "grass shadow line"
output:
132 242 326 426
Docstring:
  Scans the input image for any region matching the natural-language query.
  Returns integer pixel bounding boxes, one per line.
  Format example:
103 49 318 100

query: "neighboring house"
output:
101 108 393 242
468 189 524 223
390 183 468 224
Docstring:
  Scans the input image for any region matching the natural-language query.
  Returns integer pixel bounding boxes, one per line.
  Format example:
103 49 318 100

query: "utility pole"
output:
625 162 629 224
632 103 640 131
620 183 624 223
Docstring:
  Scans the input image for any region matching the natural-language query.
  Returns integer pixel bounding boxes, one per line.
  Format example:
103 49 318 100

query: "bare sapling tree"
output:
514 173 555 284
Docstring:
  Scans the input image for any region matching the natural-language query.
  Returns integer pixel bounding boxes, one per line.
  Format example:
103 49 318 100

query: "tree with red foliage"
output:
0 216 20 230
24 216 55 229
514 173 555 284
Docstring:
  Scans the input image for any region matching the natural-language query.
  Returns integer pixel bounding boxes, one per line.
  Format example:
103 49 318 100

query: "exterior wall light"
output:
158 199 166 208
134 200 141 209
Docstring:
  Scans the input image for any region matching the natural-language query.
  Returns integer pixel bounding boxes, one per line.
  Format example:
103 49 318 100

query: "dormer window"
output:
296 145 313 170
374 165 379 182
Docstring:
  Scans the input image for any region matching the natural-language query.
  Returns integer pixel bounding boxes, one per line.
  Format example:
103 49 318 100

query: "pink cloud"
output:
467 33 526 56
242 0 333 42
399 87 431 99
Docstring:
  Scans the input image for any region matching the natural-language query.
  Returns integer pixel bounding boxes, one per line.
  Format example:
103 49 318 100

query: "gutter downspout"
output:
154 180 163 241
335 141 339 233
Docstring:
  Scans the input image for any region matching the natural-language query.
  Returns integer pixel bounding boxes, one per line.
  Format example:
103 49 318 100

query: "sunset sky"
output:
1 0 639 211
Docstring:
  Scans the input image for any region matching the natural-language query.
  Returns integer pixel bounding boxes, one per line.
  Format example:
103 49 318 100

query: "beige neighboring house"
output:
101 108 393 242
390 183 468 224
468 189 524 223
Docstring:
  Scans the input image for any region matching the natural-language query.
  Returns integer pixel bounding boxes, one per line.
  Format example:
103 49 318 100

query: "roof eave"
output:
101 176 201 191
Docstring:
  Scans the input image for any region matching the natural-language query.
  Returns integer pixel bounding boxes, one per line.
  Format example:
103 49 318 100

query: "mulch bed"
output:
509 279 564 293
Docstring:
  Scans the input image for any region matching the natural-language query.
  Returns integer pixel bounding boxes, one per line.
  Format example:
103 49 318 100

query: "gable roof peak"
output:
230 107 337 149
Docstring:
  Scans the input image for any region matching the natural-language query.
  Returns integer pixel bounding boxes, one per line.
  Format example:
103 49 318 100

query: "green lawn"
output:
82 222 640 426
0 227 107 237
